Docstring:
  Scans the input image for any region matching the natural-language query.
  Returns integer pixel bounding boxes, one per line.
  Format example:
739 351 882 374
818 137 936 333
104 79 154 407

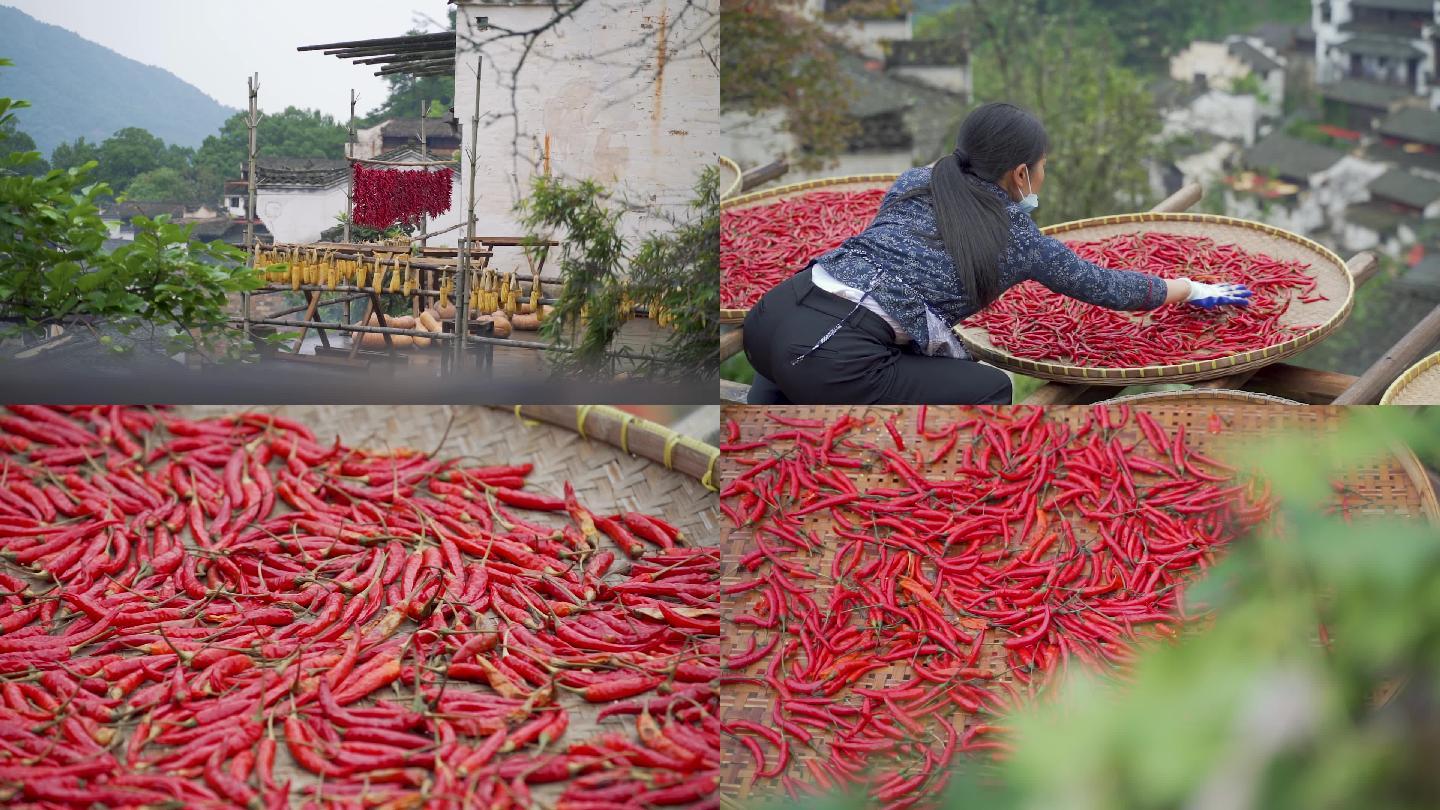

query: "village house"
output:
1372 105 1440 179
1312 0 1439 115
1223 131 1354 236
1340 167 1438 253
721 0 970 183
352 117 461 161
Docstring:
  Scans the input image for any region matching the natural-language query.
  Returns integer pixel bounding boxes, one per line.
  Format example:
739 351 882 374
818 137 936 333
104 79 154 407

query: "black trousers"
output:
742 269 1013 405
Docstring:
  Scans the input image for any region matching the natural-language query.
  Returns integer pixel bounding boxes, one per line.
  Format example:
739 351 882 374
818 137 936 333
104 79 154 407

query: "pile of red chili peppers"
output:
352 164 455 231
967 232 1326 366
719 189 886 310
718 406 1272 809
0 406 717 809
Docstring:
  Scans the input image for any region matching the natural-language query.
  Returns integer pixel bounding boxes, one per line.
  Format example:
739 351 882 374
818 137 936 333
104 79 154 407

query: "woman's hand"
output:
1162 278 1253 308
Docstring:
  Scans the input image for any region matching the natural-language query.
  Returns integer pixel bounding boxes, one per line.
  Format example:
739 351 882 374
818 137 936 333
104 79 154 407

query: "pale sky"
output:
1 1 453 120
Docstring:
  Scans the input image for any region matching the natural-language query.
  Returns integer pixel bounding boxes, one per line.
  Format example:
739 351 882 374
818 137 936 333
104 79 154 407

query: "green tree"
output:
50 136 99 173
360 13 458 127
192 107 348 203
0 119 47 177
720 0 861 169
92 126 173 192
515 168 719 382
124 166 199 205
0 69 261 359
934 0 1163 225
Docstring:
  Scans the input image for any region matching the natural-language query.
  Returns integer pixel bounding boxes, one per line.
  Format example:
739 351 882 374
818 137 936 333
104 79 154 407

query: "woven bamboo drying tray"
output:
717 403 1438 802
1106 389 1302 406
719 155 743 200
172 405 719 803
955 212 1355 384
1380 351 1440 405
720 173 900 324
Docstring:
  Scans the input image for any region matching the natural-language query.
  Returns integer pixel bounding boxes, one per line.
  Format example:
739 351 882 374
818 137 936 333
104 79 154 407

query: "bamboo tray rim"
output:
954 212 1355 384
718 155 743 200
1379 350 1440 405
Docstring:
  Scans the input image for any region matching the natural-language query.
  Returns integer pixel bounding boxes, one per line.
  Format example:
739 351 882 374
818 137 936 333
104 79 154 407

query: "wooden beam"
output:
1151 182 1203 214
1335 301 1440 404
1247 363 1357 401
720 379 751 404
299 32 454 51
740 159 789 193
720 328 744 363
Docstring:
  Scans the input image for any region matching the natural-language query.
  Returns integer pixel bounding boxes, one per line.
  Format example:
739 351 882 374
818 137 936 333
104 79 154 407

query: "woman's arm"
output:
1016 229 1168 311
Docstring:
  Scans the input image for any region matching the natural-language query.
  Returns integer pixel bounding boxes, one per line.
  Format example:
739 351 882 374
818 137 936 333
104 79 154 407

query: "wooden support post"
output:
1335 301 1440 404
243 74 261 339
740 159 789 193
344 89 356 244
293 290 320 354
453 28 486 368
719 328 744 363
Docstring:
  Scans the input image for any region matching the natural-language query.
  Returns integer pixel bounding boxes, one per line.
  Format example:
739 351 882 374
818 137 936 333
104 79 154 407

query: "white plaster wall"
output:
1170 42 1250 87
890 65 969 96
1175 141 1238 188
454 1 718 275
1165 91 1260 145
256 176 463 245
720 108 796 176
1340 221 1381 252
1314 155 1388 221
826 19 912 60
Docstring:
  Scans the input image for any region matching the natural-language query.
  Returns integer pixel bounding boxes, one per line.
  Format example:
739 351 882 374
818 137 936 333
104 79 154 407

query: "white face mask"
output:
1018 168 1039 213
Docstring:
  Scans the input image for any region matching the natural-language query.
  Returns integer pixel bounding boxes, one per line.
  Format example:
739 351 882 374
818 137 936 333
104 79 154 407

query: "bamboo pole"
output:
243 73 261 339
344 89 356 243
420 99 429 250
454 26 485 367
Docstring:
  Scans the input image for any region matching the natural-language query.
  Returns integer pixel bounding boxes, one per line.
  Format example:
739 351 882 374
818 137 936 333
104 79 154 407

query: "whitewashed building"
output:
1312 0 1439 110
450 0 719 272
721 1 970 185
1223 132 1352 235
248 148 463 245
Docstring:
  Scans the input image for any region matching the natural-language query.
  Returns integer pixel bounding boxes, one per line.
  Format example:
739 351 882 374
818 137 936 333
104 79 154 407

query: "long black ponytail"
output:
901 102 1049 310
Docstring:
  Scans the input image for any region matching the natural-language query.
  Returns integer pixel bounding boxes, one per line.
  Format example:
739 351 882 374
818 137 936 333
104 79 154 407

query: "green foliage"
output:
515 169 719 383
625 168 720 378
361 75 456 129
0 118 47 177
124 167 199 205
49 136 99 173
192 107 348 203
936 0 1163 224
1284 118 1349 150
720 0 859 168
320 212 414 245
0 79 261 360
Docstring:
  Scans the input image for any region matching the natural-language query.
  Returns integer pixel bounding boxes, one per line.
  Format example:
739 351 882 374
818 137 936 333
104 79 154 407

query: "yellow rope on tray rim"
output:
618 411 636 455
575 405 596 440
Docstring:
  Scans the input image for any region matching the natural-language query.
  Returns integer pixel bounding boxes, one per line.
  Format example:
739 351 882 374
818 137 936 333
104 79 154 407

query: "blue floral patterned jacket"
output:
813 167 1168 357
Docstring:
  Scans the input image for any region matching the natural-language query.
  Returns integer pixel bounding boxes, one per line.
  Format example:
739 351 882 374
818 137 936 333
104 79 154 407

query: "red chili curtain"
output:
351 164 454 231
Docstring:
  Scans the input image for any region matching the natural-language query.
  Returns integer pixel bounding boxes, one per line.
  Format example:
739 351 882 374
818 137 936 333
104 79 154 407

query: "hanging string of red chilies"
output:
352 164 454 231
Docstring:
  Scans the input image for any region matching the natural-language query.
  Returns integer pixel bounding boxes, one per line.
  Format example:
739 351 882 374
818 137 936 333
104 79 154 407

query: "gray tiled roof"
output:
1335 34 1427 60
1344 200 1410 232
1319 78 1415 110
1379 106 1440 145
1228 40 1282 74
1351 0 1435 12
1368 168 1440 208
1241 132 1346 182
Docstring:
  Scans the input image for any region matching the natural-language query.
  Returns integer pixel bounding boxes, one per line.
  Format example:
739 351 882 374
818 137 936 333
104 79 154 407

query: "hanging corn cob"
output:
387 254 402 294
372 255 384 294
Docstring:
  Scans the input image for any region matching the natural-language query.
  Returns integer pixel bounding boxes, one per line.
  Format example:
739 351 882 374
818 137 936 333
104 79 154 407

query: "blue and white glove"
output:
1183 279 1252 309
